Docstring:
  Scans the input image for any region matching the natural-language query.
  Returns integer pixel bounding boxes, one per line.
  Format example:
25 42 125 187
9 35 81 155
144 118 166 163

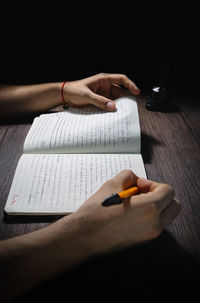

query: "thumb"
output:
87 91 116 111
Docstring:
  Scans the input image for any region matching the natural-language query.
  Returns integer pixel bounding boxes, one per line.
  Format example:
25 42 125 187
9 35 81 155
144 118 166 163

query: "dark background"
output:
0 0 199 95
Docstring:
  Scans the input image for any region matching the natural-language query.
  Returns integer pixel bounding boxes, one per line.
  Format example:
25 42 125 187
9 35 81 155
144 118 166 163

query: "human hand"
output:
74 170 180 254
63 73 140 111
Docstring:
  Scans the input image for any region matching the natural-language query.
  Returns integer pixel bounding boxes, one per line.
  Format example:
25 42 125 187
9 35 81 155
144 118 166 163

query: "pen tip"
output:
102 194 122 207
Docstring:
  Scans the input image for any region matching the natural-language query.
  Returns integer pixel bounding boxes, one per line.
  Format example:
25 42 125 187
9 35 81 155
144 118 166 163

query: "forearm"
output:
0 215 93 302
0 82 62 119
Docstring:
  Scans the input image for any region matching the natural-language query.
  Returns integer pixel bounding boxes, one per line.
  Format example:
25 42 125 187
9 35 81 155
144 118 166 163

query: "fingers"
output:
112 169 138 191
81 73 140 111
107 172 180 236
103 73 140 95
149 183 175 211
87 91 116 111
136 178 175 211
135 178 180 228
102 169 138 194
107 174 178 219
160 198 180 227
111 84 130 99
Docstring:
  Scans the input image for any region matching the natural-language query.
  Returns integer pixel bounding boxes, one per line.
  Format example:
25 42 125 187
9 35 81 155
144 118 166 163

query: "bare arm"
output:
0 73 140 119
0 82 62 119
0 214 92 302
0 170 180 302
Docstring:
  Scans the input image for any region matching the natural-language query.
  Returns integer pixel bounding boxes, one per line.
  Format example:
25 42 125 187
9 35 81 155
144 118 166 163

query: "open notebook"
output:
5 96 146 215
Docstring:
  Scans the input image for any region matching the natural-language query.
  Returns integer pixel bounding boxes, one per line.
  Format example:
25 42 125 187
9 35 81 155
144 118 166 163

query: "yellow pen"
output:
102 186 139 207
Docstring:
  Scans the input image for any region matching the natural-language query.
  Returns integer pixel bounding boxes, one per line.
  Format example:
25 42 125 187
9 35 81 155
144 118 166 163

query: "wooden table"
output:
0 96 200 301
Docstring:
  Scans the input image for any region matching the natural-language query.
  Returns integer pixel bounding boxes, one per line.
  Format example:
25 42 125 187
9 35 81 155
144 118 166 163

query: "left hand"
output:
63 73 140 111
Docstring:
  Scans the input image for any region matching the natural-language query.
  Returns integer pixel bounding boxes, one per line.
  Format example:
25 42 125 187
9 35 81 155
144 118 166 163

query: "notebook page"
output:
5 153 146 215
24 96 140 154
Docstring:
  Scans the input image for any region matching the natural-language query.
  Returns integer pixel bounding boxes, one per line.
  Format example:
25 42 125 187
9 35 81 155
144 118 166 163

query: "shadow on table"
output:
0 108 62 126
16 230 200 303
4 212 63 224
141 132 162 164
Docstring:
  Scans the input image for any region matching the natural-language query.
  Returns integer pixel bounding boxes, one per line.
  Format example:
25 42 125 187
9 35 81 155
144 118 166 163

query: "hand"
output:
73 170 180 254
63 73 140 111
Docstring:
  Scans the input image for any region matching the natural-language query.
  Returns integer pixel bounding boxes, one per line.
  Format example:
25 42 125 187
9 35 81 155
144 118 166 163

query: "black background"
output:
0 0 199 95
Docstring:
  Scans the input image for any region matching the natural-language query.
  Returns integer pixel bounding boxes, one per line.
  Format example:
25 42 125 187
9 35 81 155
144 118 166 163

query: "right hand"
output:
73 170 180 254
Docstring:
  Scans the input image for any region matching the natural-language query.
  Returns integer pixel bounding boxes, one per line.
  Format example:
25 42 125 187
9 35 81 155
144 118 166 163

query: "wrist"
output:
45 214 95 272
50 82 63 107
60 81 69 109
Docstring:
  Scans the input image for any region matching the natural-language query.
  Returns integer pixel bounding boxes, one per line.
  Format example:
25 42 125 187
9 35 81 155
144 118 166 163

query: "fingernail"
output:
136 88 140 94
133 87 140 95
106 102 115 109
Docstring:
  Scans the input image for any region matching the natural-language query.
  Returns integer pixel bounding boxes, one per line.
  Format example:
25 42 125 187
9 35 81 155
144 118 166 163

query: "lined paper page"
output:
24 97 140 154
5 153 146 215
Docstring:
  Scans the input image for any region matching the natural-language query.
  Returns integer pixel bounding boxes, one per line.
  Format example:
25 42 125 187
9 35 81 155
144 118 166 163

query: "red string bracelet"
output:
61 81 69 109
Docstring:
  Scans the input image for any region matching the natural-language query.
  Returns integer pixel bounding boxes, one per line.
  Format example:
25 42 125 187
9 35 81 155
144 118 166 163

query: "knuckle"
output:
120 74 128 81
121 168 134 176
152 184 175 210
162 183 174 194
98 72 106 78
104 169 134 190
97 97 108 107
162 184 175 200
